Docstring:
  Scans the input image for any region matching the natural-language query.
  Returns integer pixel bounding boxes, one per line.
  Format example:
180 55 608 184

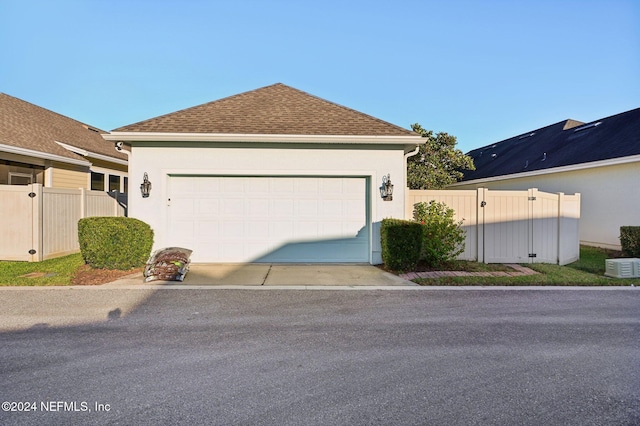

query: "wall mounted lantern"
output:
380 174 393 201
140 172 152 198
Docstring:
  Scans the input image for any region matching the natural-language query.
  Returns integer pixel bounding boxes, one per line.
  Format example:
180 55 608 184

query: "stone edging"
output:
399 264 539 280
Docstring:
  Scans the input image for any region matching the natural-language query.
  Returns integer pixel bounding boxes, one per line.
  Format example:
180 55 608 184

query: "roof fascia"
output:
0 143 91 167
55 141 128 166
450 154 640 187
103 132 423 146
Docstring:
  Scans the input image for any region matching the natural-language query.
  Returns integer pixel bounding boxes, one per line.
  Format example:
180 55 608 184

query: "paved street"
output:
1 288 639 425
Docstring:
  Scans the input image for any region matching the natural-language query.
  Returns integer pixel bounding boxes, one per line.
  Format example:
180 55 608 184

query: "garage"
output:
167 176 370 263
104 83 424 264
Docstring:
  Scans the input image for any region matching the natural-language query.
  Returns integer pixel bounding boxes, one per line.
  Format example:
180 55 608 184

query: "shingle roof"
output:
461 107 640 181
112 83 416 136
0 93 126 163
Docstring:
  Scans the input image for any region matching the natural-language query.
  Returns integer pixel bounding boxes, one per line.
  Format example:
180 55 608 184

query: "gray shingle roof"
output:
461 107 640 181
113 83 416 136
0 93 126 163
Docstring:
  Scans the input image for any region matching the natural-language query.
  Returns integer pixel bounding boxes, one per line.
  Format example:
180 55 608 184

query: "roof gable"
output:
461 107 640 181
0 93 126 163
112 83 416 136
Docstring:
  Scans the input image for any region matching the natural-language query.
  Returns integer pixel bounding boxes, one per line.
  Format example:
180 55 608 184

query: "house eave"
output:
0 143 92 167
450 154 640 187
55 141 128 166
103 132 423 147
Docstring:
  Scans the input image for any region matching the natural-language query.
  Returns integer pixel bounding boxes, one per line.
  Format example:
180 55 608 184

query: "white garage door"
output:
167 176 369 263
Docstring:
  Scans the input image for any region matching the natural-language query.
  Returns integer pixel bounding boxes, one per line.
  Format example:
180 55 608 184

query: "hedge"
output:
78 217 154 270
620 226 640 257
380 219 423 271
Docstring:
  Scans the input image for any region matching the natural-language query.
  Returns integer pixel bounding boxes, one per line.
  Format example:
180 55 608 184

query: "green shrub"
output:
380 219 422 271
620 226 640 257
413 201 465 267
78 217 154 270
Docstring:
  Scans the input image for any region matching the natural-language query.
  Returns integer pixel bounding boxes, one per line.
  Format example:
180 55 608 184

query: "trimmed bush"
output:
413 201 465 267
78 217 154 270
620 226 640 257
380 218 422 271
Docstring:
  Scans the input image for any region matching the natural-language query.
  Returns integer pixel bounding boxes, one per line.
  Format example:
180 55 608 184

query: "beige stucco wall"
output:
451 161 640 249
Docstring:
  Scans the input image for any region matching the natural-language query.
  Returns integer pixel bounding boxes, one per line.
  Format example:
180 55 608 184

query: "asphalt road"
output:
1 288 639 425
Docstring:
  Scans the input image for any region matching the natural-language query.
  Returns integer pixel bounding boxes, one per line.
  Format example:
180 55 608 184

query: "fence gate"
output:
481 189 530 263
0 185 39 261
482 188 560 264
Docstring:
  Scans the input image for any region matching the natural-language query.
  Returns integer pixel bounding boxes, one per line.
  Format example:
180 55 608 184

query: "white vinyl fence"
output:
0 184 126 262
406 188 581 265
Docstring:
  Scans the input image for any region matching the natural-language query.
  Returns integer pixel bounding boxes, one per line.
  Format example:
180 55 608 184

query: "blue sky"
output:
1 0 638 153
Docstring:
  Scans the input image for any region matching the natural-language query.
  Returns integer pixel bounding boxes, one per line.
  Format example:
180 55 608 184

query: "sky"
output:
1 0 639 153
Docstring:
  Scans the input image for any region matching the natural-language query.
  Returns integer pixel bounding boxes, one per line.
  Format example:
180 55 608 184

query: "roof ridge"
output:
111 83 416 136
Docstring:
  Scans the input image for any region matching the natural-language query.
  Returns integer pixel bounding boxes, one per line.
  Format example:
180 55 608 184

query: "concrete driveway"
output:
106 263 417 287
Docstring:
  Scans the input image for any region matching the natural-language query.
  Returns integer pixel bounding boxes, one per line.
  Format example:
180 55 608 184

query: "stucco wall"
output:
127 143 409 264
452 161 640 249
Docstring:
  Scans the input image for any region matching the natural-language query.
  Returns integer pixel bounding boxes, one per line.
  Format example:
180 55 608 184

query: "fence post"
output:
558 192 564 265
80 187 87 219
477 187 487 263
31 183 43 262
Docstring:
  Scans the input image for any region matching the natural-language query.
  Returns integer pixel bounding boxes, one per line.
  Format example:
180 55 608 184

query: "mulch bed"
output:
71 265 143 286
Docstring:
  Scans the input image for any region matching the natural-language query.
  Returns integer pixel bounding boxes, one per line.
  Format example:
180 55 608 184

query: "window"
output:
124 177 128 193
109 175 120 192
9 172 33 185
0 161 44 185
91 171 104 191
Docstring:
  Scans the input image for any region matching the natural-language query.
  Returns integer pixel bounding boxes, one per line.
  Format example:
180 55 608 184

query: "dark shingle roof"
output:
0 93 126 163
461 107 640 181
113 83 416 136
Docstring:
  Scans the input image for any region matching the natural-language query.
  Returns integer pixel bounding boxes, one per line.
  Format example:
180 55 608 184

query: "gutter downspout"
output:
404 145 420 187
404 145 421 220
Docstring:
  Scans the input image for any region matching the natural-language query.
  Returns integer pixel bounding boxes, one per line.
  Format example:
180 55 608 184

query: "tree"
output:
407 123 475 189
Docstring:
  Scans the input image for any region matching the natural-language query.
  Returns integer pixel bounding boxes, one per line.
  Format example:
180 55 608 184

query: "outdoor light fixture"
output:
380 174 393 201
140 172 152 198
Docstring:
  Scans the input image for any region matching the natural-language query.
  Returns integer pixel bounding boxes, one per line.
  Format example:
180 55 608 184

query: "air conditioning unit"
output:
605 258 640 278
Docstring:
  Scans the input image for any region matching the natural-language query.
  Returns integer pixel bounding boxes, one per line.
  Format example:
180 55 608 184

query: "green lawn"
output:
414 246 640 286
0 253 85 286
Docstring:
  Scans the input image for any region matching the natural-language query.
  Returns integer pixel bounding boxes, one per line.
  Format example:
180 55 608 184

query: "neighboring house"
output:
104 83 423 263
0 93 128 191
450 107 640 250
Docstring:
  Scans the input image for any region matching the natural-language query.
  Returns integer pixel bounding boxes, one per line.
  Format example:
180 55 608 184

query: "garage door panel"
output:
272 199 294 216
296 200 318 217
272 178 294 192
168 176 368 263
222 199 244 216
295 178 319 193
247 199 269 215
198 199 220 215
